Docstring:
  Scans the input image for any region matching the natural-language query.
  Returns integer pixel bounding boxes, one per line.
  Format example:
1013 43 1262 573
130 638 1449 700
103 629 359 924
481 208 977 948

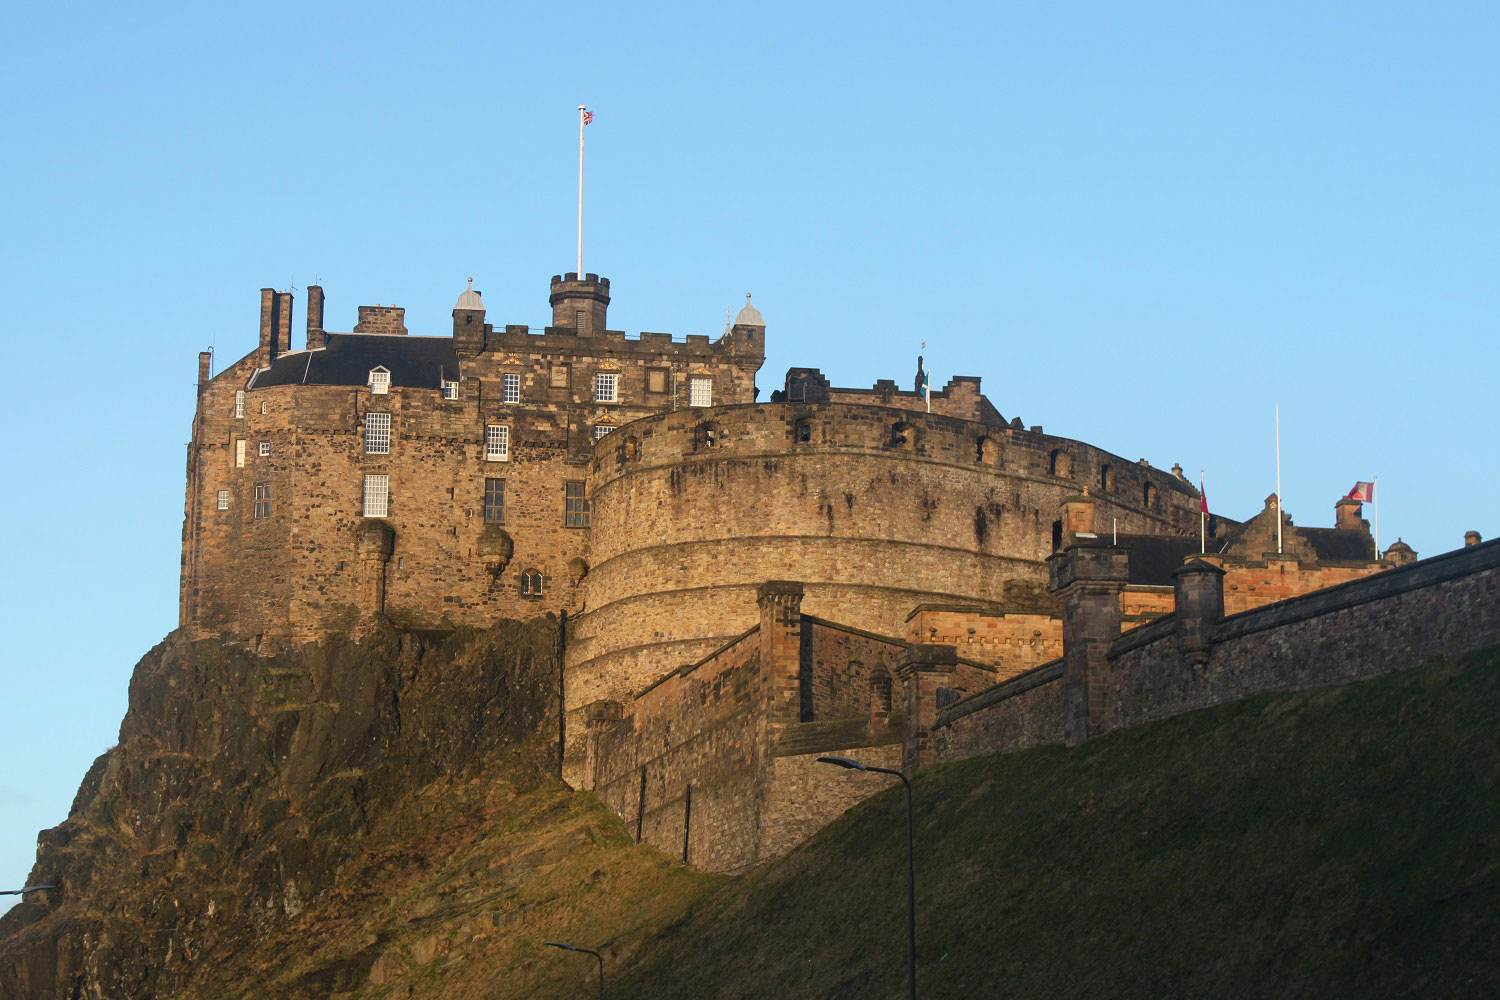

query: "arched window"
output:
1051 519 1064 551
1143 481 1157 510
1099 464 1113 492
519 569 544 597
977 436 1000 466
794 418 812 443
695 423 719 449
891 420 914 449
1049 449 1073 477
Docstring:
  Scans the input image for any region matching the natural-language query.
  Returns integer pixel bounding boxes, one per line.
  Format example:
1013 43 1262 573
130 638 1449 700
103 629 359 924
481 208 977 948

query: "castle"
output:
183 271 1428 870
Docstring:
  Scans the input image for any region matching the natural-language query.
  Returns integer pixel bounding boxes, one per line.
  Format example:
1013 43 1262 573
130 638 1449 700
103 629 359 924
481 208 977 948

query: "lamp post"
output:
817 755 917 1000
545 940 605 1000
0 885 57 896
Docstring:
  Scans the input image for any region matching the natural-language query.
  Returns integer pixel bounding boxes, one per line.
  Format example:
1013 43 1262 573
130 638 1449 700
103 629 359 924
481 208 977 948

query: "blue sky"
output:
2 0 1496 904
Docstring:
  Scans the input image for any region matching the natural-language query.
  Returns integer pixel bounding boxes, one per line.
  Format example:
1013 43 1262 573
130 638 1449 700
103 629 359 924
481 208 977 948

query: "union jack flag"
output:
582 110 594 126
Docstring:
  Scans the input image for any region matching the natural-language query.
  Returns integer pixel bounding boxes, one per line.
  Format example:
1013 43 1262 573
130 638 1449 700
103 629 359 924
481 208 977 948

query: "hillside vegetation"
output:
3 632 1495 999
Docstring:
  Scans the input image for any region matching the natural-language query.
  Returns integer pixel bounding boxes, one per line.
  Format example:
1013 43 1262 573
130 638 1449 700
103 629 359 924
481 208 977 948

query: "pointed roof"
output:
734 292 764 327
455 277 484 311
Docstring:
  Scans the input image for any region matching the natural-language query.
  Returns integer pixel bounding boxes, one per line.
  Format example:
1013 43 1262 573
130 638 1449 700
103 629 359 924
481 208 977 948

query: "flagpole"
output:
577 105 587 277
1374 474 1380 556
1200 469 1206 554
1275 402 1283 555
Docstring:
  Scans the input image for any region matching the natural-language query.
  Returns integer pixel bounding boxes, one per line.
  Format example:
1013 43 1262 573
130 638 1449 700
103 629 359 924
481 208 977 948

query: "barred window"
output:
216 490 230 511
441 380 459 400
234 390 245 419
484 478 505 523
594 372 618 403
253 483 271 519
485 424 510 462
689 376 712 407
502 373 521 403
365 412 391 454
259 441 270 457
362 474 389 517
565 481 590 528
368 367 390 394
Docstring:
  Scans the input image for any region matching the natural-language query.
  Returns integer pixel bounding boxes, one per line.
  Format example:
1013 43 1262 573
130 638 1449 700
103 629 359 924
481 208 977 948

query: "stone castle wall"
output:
569 401 1201 722
932 538 1500 762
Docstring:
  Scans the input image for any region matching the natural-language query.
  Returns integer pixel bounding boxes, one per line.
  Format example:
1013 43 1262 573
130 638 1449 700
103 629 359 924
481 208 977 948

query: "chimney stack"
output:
306 285 325 351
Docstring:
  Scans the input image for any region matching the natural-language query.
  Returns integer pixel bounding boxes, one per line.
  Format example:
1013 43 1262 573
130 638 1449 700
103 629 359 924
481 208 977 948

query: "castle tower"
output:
453 278 486 356
549 272 610 332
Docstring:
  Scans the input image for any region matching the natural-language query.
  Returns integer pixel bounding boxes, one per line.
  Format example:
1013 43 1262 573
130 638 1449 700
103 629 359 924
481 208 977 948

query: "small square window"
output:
369 368 390 394
234 391 245 419
565 481 591 528
259 441 271 457
594 372 618 403
442 380 459 400
689 376 712 408
362 474 389 517
216 490 230 511
502 372 521 404
485 424 510 462
365 412 391 454
647 368 668 393
484 478 505 523
253 483 271 519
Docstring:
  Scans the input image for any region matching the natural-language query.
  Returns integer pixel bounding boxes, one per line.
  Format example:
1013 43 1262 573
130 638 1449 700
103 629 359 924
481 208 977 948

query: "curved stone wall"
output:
568 402 1199 711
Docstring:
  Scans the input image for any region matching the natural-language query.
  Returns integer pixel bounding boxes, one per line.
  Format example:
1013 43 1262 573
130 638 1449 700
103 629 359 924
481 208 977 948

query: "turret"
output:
453 278 486 356
549 272 610 333
1334 496 1366 531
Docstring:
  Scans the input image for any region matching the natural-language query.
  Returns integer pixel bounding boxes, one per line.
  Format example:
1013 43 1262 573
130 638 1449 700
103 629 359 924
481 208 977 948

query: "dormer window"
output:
441 380 459 400
592 423 614 442
369 367 390 395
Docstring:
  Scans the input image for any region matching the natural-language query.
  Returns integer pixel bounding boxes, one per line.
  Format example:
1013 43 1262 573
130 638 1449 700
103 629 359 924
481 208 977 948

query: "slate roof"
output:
249 334 461 390
1114 535 1206 586
1301 527 1376 562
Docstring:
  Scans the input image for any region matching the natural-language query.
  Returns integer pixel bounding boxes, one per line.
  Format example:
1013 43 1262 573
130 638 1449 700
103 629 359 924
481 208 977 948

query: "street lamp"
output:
0 885 57 896
818 755 917 1000
545 940 604 1000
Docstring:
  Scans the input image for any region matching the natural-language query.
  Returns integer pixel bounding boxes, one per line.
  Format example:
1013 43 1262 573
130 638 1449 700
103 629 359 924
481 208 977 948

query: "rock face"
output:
0 620 561 999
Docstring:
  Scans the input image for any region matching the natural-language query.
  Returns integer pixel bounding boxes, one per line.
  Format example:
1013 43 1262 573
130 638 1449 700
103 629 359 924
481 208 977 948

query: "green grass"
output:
609 646 1500 999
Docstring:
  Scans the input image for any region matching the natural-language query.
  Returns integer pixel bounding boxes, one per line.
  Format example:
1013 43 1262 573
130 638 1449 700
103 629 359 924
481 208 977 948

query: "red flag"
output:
1346 481 1374 503
582 110 594 126
1199 475 1208 515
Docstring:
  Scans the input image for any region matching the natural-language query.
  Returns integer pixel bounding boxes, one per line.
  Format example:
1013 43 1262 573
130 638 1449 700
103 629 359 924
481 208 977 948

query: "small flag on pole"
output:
582 109 594 126
1346 481 1375 503
1199 477 1209 516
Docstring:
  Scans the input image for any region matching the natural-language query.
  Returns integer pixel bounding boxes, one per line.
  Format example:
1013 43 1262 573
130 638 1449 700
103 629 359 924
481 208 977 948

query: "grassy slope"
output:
608 646 1500 1000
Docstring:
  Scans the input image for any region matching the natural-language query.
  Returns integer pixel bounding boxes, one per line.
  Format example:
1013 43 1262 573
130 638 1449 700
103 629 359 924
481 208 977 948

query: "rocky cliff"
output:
0 622 715 999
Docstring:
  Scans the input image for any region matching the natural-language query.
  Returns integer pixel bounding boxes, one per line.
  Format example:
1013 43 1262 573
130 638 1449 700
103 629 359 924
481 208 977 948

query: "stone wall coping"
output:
800 615 997 674
935 659 1064 728
1108 615 1181 657
903 601 1058 622
634 624 761 698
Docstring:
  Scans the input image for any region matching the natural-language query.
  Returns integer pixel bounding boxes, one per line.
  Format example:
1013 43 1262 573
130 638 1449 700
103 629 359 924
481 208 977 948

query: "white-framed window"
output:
564 481 590 528
260 401 267 415
485 424 510 462
689 376 712 408
441 379 460 400
365 412 391 454
362 474 389 517
594 372 618 403
502 373 521 403
369 367 390 394
592 423 613 442
216 490 230 511
234 390 245 419
235 440 246 468
520 569 544 596
258 441 270 457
